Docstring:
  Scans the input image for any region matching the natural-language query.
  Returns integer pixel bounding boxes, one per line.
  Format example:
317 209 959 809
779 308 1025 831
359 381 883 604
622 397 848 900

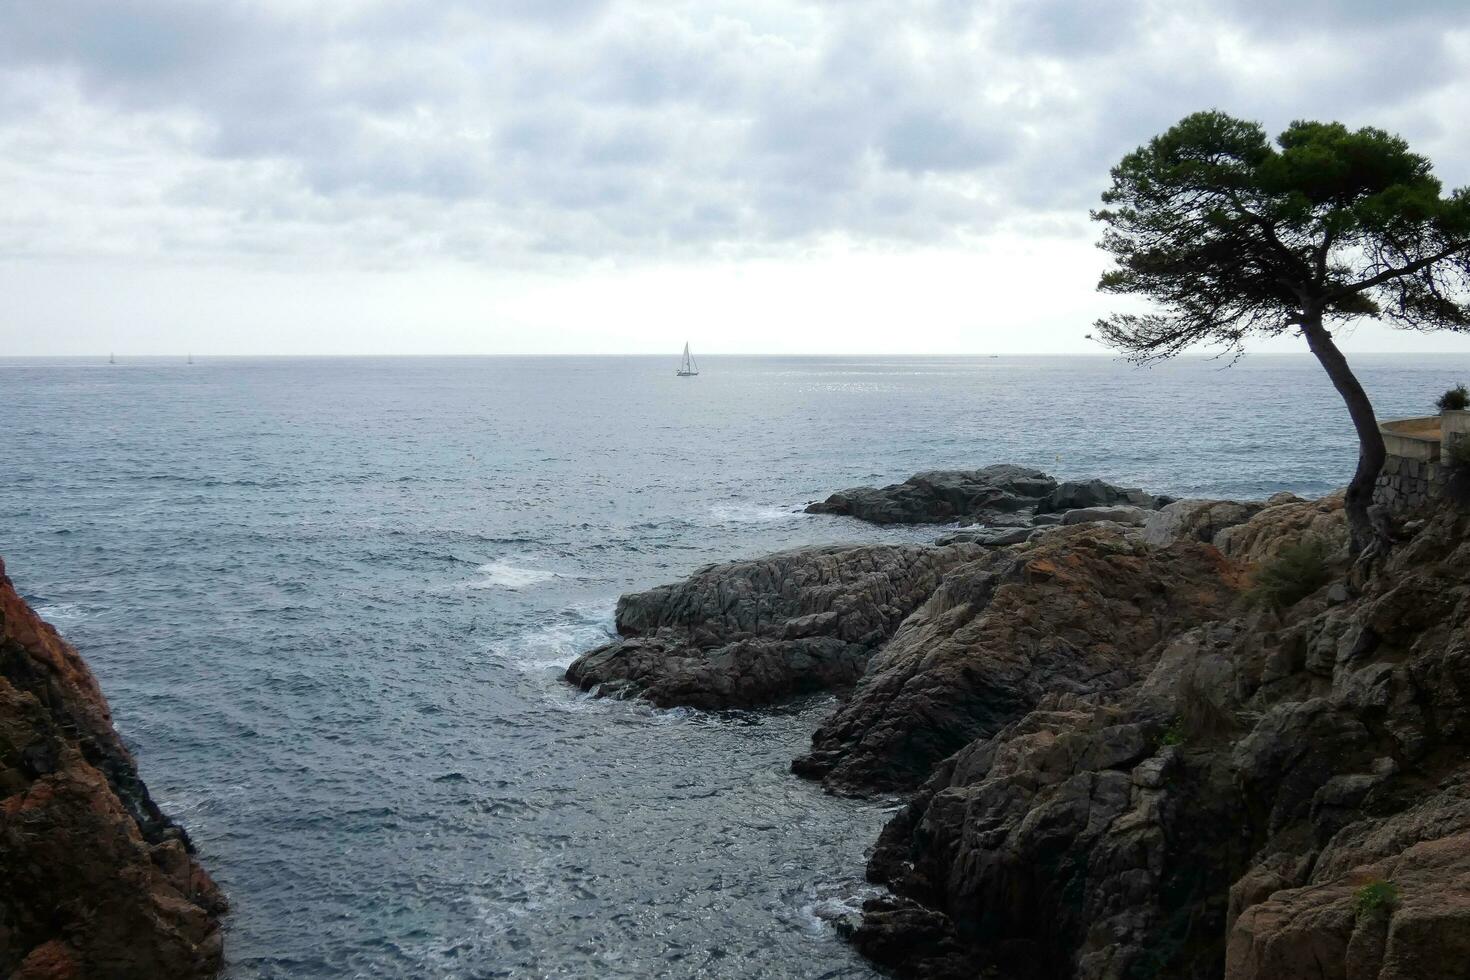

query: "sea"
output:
4 353 1469 978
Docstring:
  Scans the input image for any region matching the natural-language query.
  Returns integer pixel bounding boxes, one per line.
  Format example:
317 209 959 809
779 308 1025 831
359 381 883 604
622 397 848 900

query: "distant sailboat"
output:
109 352 115 365
676 342 699 377
187 352 193 365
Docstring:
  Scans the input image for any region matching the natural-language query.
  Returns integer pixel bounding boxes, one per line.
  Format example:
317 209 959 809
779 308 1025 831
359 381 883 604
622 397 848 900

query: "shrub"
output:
1437 384 1469 411
1247 536 1333 610
1354 880 1400 918
1159 720 1185 747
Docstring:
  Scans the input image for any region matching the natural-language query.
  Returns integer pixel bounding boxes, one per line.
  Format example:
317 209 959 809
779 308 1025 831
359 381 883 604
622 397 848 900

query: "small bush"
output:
1159 720 1185 747
1354 880 1400 918
1437 384 1469 412
1247 536 1333 610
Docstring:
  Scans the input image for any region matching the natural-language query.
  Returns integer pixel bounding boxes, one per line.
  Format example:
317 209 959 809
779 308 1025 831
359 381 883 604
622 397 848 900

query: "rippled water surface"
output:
4 353 1470 978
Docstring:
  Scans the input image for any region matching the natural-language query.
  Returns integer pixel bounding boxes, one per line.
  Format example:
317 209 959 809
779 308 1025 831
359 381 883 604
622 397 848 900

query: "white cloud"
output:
0 0 1467 352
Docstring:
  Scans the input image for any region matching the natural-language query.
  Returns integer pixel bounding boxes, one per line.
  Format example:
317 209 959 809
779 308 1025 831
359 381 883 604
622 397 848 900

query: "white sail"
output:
676 342 698 376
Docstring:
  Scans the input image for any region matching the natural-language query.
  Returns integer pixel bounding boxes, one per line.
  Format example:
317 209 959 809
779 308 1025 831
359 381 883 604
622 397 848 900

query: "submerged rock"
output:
565 542 982 708
804 465 1057 525
0 557 226 979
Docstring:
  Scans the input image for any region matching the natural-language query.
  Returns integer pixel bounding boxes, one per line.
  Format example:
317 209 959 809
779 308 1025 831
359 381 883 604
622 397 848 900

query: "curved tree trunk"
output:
1300 313 1385 554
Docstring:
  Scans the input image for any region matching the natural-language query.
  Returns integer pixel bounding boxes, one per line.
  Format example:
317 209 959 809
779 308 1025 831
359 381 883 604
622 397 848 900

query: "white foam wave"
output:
32 601 89 623
468 560 558 590
495 605 616 673
707 502 799 524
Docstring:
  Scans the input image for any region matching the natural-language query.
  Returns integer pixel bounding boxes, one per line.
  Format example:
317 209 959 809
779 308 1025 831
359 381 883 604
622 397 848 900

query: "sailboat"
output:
187 353 193 365
109 352 115 365
676 342 699 377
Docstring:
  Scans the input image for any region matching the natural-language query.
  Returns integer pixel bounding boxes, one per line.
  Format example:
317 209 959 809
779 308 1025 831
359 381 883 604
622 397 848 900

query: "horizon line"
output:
7 350 1470 360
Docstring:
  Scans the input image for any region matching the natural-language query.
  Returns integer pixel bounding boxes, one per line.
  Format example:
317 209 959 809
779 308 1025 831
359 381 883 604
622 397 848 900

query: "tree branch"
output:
1330 239 1470 300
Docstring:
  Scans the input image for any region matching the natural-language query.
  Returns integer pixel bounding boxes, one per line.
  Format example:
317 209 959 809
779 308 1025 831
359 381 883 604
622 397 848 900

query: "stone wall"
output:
1375 453 1441 511
1372 410 1470 512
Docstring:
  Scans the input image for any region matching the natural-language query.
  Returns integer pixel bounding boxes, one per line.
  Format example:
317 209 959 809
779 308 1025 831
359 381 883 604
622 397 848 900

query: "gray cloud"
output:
0 0 1466 264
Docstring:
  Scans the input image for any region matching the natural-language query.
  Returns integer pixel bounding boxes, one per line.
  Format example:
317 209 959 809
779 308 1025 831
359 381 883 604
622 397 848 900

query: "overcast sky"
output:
2 0 1468 355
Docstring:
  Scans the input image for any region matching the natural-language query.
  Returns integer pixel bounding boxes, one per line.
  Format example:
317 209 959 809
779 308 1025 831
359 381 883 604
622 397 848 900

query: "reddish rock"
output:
1 556 226 979
793 524 1245 793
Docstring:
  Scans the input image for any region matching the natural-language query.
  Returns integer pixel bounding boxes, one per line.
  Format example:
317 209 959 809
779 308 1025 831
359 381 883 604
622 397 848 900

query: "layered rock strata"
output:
565 542 982 708
791 523 1245 793
0 557 226 979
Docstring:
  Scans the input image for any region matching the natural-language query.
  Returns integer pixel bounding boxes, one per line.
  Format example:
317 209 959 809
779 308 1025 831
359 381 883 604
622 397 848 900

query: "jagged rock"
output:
1036 478 1168 514
849 499 1470 979
1227 830 1470 980
791 523 1243 793
1 557 226 979
804 465 1057 525
1058 504 1152 526
1213 491 1348 563
1143 498 1266 548
565 542 982 708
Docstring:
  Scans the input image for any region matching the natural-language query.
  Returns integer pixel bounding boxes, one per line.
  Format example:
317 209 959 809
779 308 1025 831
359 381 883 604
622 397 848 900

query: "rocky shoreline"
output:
0 558 226 979
568 465 1470 979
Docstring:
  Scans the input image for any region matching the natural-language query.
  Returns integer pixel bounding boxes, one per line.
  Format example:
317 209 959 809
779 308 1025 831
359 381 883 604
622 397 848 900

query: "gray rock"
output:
805 464 1058 525
1142 498 1265 548
565 542 982 708
1036 478 1165 514
936 526 1036 547
1059 504 1152 526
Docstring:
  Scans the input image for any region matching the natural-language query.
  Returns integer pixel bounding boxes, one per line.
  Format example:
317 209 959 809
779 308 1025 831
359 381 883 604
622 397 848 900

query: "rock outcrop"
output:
792 523 1244 794
565 542 982 708
0 557 226 979
573 469 1470 977
846 493 1470 978
1036 478 1168 514
1141 497 1267 547
804 465 1058 525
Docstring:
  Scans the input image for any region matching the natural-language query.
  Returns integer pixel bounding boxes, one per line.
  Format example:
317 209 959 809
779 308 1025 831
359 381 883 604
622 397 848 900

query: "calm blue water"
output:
3 353 1468 978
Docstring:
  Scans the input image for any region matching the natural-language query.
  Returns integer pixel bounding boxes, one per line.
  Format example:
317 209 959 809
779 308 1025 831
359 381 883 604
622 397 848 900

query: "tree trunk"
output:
1300 313 1386 554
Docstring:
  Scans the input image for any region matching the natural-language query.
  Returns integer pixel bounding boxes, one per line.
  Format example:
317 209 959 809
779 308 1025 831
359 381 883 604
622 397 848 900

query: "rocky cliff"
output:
571 466 1470 978
791 522 1243 795
0 557 226 979
851 494 1470 979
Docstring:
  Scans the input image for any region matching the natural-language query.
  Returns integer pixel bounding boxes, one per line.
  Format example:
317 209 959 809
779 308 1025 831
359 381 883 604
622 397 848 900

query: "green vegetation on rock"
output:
1354 880 1400 918
1247 536 1333 609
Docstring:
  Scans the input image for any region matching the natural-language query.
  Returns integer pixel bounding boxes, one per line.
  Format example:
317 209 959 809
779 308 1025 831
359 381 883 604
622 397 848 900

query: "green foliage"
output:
1159 720 1185 747
1093 110 1470 361
1247 536 1334 610
1438 384 1469 411
1354 880 1400 918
